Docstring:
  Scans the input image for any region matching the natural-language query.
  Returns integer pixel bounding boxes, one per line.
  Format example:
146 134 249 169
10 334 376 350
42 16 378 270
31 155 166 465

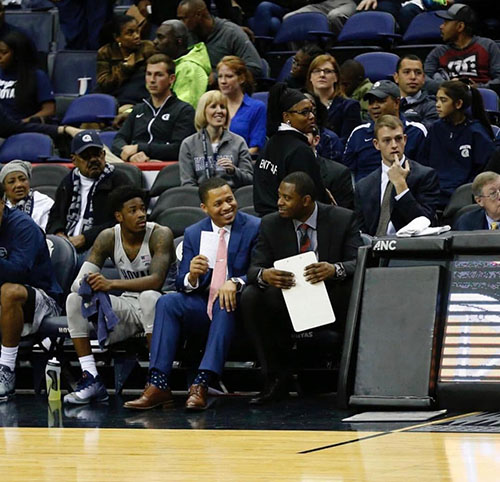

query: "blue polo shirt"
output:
229 93 266 150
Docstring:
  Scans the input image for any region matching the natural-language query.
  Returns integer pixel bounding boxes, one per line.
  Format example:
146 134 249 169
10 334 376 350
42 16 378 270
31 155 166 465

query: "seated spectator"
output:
124 178 260 411
284 44 324 90
241 171 363 404
254 82 329 216
51 0 114 50
153 20 212 109
0 31 55 122
179 90 253 188
394 54 438 131
425 4 500 92
307 54 361 145
154 20 211 108
217 55 266 155
421 80 496 208
454 172 500 231
63 187 174 405
0 160 54 231
340 59 372 122
112 54 195 162
343 80 427 181
247 1 288 37
304 92 344 162
283 0 357 36
0 103 80 140
0 181 62 402
47 130 131 260
355 115 440 236
96 15 156 108
307 126 354 209
177 0 263 78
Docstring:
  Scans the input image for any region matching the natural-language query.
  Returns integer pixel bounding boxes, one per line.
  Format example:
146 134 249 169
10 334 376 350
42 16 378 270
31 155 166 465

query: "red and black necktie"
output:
298 223 311 253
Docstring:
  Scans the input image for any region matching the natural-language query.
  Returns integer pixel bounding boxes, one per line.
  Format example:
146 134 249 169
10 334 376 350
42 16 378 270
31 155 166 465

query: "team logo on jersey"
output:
162 114 170 121
459 144 471 158
141 254 151 265
0 247 8 259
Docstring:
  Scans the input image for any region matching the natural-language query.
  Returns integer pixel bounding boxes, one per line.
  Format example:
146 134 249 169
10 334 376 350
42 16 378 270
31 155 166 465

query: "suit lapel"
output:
227 211 245 276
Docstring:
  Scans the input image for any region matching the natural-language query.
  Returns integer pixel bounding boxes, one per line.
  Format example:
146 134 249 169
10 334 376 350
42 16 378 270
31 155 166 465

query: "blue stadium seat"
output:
5 10 54 52
354 52 400 82
276 55 294 83
0 133 53 163
273 13 334 46
251 91 269 108
62 94 117 125
99 131 118 149
402 11 445 44
337 11 400 46
51 50 97 96
478 88 499 115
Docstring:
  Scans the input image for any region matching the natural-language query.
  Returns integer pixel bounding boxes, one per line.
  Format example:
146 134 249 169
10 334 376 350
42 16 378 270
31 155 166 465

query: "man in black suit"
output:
355 115 440 237
241 171 363 404
454 172 500 231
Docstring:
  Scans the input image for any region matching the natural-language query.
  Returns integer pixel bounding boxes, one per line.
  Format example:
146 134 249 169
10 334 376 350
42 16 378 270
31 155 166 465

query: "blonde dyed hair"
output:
195 90 229 131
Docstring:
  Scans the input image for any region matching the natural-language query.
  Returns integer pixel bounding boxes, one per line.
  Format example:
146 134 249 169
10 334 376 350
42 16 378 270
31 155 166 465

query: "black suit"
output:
355 159 440 236
454 207 489 231
243 203 363 379
318 155 354 210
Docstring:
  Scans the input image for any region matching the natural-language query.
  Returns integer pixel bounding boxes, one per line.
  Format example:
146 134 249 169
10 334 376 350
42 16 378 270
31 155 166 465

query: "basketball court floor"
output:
1 392 499 481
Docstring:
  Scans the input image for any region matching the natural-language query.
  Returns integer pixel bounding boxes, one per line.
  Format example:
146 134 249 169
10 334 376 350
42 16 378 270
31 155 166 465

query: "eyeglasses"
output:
311 68 336 76
479 188 500 201
287 108 316 117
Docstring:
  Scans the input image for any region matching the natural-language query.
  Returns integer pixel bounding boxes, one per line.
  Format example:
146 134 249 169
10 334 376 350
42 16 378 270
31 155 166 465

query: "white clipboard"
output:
274 251 335 332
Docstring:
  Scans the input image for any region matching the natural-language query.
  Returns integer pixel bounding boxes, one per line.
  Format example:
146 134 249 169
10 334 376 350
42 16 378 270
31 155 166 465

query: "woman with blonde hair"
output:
178 90 253 188
217 55 266 155
307 53 361 144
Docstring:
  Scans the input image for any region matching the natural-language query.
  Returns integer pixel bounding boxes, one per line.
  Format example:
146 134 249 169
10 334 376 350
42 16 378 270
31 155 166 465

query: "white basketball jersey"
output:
113 222 156 282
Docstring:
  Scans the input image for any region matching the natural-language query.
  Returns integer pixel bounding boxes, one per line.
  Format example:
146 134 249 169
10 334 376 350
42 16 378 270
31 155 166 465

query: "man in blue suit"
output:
355 115 440 237
124 177 260 411
454 172 500 231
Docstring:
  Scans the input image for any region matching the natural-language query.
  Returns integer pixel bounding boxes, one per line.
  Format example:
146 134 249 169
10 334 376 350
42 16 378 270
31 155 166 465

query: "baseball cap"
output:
363 80 400 101
435 3 470 22
71 130 104 155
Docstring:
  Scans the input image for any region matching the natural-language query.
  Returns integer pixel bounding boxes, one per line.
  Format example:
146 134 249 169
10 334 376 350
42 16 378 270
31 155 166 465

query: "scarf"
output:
65 163 114 236
10 189 35 217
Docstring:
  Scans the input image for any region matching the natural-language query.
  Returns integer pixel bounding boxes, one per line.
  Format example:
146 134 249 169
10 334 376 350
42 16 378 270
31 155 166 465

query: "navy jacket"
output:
0 207 61 301
342 115 427 182
420 118 496 207
176 211 261 294
454 207 489 231
355 159 440 236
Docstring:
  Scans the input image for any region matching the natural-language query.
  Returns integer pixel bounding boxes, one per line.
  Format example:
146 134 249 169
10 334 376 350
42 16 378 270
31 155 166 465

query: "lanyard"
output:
202 129 219 179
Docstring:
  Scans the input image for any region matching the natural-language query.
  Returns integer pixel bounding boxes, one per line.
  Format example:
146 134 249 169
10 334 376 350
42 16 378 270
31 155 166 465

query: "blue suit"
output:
454 207 489 231
355 159 441 236
149 211 261 377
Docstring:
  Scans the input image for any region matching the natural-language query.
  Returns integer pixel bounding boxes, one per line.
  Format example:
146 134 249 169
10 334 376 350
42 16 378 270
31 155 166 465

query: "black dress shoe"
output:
249 377 289 405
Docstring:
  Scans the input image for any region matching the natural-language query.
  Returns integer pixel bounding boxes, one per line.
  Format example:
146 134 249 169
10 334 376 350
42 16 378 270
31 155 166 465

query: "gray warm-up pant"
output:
66 290 162 344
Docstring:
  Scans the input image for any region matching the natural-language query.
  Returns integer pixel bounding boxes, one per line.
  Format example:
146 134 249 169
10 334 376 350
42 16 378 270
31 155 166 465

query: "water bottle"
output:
45 358 61 401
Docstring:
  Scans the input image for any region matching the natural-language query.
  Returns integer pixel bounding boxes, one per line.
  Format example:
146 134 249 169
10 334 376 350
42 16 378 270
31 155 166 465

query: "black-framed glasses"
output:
287 108 316 117
479 188 500 201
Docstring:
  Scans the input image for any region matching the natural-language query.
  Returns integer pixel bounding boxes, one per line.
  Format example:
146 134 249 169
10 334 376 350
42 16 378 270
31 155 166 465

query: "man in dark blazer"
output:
242 171 363 404
355 115 440 237
454 172 500 231
125 177 261 411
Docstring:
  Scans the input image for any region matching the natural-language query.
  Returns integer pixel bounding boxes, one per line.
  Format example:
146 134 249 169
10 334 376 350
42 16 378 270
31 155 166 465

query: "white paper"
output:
274 251 335 332
200 231 219 268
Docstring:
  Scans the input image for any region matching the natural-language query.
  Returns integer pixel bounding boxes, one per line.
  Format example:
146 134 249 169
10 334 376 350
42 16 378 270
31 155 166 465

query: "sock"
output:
149 368 168 390
0 345 18 371
79 355 98 378
193 370 214 388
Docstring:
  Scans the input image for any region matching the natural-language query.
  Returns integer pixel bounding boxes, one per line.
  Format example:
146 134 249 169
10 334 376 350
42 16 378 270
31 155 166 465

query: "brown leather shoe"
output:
123 385 174 410
185 384 208 411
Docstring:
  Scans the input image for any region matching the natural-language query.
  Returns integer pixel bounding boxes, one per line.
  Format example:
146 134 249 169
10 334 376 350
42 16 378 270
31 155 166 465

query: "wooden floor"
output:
2 426 500 481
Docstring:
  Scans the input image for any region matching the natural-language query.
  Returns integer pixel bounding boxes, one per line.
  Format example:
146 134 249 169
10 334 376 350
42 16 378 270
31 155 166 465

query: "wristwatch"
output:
230 277 243 290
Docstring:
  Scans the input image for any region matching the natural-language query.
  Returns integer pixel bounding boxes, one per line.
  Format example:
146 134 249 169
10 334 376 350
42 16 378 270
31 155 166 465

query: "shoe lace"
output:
0 366 13 384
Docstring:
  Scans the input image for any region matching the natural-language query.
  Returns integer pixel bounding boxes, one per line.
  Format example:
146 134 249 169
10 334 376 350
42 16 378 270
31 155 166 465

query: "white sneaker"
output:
0 364 15 402
63 371 109 405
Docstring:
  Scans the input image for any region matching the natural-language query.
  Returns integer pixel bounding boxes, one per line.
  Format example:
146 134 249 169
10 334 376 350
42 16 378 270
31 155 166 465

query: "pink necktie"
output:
207 228 227 320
